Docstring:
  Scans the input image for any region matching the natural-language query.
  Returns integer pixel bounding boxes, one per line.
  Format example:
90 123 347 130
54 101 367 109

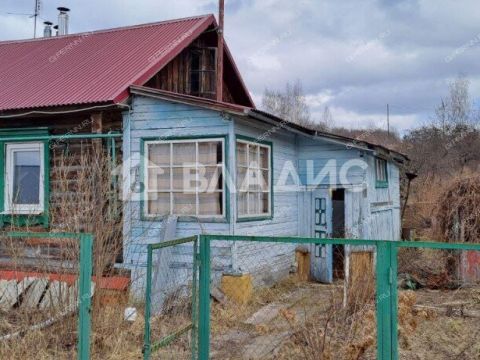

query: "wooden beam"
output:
91 112 103 134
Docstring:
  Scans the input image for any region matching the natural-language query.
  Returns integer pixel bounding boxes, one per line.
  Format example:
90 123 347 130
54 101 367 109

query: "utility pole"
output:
387 103 390 135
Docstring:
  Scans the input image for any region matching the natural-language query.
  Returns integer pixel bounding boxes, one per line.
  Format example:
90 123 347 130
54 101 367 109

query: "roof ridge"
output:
0 14 215 45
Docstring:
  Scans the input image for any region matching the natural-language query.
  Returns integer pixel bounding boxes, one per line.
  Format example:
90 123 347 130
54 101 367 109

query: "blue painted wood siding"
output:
122 94 402 294
122 95 234 293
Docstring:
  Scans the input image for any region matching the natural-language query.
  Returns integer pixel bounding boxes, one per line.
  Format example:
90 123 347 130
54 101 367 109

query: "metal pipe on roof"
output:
57 7 70 35
216 0 224 102
43 21 53 37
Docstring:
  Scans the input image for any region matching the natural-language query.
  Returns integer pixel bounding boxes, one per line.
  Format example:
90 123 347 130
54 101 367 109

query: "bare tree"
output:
405 76 480 179
434 77 473 130
262 80 312 126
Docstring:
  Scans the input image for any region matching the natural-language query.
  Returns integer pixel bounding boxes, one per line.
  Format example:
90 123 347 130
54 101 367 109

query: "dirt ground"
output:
208 278 480 360
1 278 480 359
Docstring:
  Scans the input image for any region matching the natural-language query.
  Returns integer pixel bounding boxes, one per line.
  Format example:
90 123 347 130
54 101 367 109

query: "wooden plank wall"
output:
0 111 123 269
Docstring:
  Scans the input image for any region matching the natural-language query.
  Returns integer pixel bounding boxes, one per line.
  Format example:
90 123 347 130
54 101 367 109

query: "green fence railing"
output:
143 234 480 360
4 231 94 360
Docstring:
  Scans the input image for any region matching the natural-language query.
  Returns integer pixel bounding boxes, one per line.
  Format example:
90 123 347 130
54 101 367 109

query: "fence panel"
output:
143 236 199 360
0 232 92 360
396 243 480 359
198 235 382 360
141 235 480 360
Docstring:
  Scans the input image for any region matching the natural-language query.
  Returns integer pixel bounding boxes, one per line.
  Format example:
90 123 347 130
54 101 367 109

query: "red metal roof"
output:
0 15 216 112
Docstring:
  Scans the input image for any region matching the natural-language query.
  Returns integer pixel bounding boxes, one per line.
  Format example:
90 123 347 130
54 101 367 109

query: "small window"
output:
144 138 225 218
236 139 272 219
4 142 45 214
375 157 388 188
189 47 217 99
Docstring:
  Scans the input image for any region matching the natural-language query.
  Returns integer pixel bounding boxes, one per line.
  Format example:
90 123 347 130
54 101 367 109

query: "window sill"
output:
141 215 229 224
0 213 49 228
237 215 273 223
2 210 44 215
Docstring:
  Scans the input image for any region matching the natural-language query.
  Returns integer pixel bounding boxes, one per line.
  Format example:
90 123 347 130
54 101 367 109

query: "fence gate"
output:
143 236 199 359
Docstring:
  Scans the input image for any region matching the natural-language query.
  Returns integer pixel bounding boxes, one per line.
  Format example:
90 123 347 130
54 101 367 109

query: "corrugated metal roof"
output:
0 15 215 112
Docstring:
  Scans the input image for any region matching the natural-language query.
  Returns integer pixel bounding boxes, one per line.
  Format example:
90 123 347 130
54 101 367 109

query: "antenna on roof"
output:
216 0 224 102
33 0 41 38
6 0 41 38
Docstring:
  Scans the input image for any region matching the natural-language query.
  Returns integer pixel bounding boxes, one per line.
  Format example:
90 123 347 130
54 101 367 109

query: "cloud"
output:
1 0 479 132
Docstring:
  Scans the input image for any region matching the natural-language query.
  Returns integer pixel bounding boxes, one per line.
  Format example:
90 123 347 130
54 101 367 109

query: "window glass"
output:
236 140 271 218
149 143 170 166
13 150 40 204
375 158 388 185
172 143 195 165
145 139 224 217
236 142 247 167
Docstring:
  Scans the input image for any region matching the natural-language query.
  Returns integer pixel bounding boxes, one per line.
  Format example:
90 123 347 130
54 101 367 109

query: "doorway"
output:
332 188 345 279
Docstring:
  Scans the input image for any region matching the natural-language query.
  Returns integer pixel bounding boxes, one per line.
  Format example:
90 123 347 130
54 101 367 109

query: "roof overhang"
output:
129 85 409 165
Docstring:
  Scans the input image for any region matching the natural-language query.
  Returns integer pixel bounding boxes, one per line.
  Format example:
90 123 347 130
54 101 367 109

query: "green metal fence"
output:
2 231 93 360
143 236 199 360
143 234 480 360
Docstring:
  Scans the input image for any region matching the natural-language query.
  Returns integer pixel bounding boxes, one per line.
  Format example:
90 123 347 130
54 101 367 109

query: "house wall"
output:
232 117 299 286
122 95 234 291
297 134 401 241
0 112 123 230
123 95 403 293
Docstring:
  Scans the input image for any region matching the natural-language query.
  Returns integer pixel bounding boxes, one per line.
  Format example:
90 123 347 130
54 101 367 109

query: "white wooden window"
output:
236 139 271 218
4 142 44 214
144 138 225 218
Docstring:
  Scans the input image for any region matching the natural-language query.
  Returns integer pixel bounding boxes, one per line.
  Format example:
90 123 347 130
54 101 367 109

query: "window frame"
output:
4 142 45 214
375 157 389 188
142 136 227 221
235 136 273 222
0 129 50 228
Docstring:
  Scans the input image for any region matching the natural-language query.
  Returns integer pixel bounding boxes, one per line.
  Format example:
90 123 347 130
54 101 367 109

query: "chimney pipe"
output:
57 7 70 35
216 0 224 102
43 21 53 38
53 25 59 36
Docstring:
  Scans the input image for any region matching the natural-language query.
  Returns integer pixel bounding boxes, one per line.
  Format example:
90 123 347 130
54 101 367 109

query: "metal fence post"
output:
191 237 199 360
375 241 398 360
143 244 153 360
198 235 211 360
78 233 93 360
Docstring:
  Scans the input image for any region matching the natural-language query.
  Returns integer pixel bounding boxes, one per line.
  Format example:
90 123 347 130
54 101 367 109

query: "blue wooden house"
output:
0 14 406 290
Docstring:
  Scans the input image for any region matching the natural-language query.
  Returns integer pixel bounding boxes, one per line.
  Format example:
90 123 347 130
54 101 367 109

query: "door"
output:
310 189 333 283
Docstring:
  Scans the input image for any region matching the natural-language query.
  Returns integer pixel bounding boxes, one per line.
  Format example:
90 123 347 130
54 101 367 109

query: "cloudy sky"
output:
2 0 480 133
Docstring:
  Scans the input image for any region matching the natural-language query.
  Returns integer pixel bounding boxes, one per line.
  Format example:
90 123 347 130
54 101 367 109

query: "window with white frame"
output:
375 157 388 187
144 138 225 218
236 139 271 218
4 142 45 214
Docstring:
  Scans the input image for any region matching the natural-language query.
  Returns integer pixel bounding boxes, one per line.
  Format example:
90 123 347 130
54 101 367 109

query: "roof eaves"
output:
248 109 409 163
129 85 248 115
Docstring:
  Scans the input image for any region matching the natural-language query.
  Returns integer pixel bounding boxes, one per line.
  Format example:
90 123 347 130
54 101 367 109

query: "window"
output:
189 47 217 99
375 157 388 188
144 138 225 218
236 139 272 219
4 142 45 214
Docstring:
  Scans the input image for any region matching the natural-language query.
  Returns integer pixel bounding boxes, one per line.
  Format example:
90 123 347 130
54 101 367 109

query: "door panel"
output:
311 190 333 283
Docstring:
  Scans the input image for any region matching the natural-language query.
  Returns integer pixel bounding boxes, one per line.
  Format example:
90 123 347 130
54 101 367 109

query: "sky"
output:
1 0 480 133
